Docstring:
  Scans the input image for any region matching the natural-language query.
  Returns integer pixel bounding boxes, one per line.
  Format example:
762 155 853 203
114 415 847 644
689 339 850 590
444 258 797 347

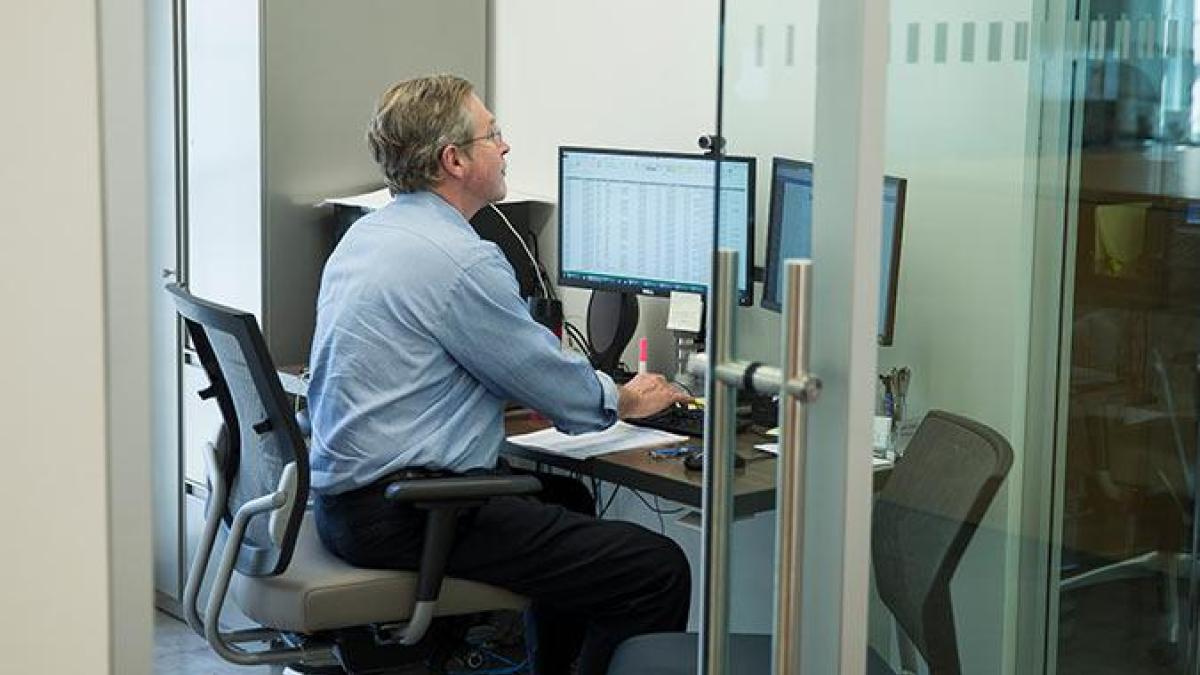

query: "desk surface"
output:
504 412 891 519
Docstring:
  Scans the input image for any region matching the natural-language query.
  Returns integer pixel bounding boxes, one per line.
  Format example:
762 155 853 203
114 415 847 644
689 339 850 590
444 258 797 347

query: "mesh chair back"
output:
872 410 1013 674
168 284 309 577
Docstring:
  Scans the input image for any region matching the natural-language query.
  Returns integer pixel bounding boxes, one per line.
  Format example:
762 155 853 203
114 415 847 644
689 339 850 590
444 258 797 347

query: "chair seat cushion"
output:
232 516 527 633
607 632 770 675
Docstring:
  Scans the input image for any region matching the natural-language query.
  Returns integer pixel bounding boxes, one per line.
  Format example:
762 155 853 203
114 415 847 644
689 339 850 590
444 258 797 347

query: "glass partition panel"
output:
714 0 887 670
1053 4 1200 673
713 0 819 667
872 2 1043 674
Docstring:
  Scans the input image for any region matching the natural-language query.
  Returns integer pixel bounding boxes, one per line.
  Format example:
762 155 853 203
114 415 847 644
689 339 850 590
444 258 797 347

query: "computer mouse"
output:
683 449 745 472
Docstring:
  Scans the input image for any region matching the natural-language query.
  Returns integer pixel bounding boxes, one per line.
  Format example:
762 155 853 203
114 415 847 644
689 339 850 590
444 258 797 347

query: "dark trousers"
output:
314 468 692 675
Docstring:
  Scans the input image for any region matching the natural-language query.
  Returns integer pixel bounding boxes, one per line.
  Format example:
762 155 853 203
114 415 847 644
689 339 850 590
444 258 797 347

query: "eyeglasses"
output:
459 125 504 147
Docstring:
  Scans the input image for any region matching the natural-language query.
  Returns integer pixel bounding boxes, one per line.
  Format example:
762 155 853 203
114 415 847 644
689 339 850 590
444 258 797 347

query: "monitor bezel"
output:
877 175 907 347
556 145 756 306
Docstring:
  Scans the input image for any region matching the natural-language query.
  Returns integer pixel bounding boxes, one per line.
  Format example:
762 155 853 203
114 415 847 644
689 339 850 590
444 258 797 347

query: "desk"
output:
505 413 780 518
504 412 893 519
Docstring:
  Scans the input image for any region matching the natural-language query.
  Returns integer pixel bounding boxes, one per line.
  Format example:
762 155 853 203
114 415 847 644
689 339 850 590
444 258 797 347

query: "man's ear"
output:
438 144 467 180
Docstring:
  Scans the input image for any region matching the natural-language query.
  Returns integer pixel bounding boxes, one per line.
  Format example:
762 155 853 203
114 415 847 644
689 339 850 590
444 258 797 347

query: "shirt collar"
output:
390 190 478 236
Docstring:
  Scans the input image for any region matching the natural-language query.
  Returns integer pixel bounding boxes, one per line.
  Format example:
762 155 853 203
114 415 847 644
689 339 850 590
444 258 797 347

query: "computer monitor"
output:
761 157 907 346
557 147 756 305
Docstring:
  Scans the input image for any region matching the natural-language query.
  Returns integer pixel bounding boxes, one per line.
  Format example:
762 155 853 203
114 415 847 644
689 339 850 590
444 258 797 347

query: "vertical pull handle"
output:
773 259 819 674
700 249 740 675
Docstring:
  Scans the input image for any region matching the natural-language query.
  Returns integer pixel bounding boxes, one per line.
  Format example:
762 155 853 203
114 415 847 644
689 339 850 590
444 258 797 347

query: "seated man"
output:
307 74 693 675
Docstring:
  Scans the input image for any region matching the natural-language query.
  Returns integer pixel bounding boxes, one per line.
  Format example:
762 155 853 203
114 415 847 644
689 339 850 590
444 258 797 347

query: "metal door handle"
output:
699 253 821 675
773 259 817 675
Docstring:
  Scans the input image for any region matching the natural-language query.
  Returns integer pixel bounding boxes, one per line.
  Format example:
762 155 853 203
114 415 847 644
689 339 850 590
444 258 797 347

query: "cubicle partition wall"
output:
154 0 488 615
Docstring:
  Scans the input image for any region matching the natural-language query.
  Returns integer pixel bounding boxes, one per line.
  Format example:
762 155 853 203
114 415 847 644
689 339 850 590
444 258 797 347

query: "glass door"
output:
703 0 1104 673
701 0 890 671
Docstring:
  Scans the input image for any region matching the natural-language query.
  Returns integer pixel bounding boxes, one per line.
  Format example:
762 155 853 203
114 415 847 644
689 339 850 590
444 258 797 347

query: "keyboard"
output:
628 406 706 437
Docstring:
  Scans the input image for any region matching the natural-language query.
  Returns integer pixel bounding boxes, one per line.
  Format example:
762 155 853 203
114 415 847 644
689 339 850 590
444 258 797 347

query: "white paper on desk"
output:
666 292 704 332
757 443 892 469
507 421 687 460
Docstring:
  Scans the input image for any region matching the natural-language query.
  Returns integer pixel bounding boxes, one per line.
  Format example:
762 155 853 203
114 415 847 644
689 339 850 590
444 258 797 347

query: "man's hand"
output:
618 373 693 420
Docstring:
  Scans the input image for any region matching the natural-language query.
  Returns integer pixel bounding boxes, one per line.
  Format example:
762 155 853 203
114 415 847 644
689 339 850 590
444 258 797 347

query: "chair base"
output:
330 615 481 675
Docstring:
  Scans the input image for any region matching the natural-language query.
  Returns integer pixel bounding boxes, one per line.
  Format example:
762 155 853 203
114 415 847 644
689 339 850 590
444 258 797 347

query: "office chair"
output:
605 411 1012 675
166 284 539 674
1059 347 1192 662
868 410 1013 675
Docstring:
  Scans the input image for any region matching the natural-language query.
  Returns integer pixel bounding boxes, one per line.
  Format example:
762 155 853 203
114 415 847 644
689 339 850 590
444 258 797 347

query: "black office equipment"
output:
761 158 907 346
330 200 548 300
629 403 706 437
628 403 750 439
587 290 640 373
472 202 548 300
682 447 745 472
166 283 539 672
528 296 564 337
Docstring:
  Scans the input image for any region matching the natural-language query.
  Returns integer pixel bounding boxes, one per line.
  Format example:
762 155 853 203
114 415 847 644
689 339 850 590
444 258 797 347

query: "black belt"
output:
386 467 455 481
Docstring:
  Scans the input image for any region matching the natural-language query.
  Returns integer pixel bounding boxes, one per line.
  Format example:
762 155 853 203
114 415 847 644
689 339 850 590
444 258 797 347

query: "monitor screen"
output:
762 157 907 345
557 147 755 305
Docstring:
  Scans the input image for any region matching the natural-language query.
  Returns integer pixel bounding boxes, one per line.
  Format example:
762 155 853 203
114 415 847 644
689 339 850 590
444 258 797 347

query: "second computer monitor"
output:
762 157 907 346
557 147 755 305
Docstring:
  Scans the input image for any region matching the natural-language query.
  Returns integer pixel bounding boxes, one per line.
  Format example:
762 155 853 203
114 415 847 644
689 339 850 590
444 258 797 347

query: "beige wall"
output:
0 0 113 671
492 0 720 372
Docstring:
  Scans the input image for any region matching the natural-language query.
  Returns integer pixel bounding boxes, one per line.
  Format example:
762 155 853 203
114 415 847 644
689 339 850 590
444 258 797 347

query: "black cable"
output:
564 321 590 351
629 489 685 515
565 328 589 356
598 483 622 518
629 489 684 537
563 321 594 359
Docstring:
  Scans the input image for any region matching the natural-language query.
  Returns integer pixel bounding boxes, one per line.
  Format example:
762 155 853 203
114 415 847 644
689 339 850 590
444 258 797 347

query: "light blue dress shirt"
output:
307 191 619 495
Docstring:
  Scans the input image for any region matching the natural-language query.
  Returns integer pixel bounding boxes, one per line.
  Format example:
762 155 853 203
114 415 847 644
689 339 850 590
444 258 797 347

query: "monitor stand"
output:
587 290 639 377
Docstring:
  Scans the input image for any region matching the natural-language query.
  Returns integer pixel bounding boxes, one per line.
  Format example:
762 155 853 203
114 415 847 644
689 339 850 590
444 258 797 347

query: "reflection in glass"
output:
1059 5 1200 673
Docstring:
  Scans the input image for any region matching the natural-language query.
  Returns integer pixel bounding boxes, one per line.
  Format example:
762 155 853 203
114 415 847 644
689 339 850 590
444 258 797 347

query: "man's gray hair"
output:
366 74 476 194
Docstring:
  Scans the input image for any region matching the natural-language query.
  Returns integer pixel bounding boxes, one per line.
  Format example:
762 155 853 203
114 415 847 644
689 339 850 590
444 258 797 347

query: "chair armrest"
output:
383 475 542 503
380 473 542 646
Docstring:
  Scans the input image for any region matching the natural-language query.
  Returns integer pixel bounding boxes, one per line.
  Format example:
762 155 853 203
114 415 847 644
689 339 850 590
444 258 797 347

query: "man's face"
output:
459 93 509 205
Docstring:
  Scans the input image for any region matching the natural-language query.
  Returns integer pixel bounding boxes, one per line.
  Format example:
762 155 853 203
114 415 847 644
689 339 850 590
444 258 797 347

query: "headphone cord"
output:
488 203 551 299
